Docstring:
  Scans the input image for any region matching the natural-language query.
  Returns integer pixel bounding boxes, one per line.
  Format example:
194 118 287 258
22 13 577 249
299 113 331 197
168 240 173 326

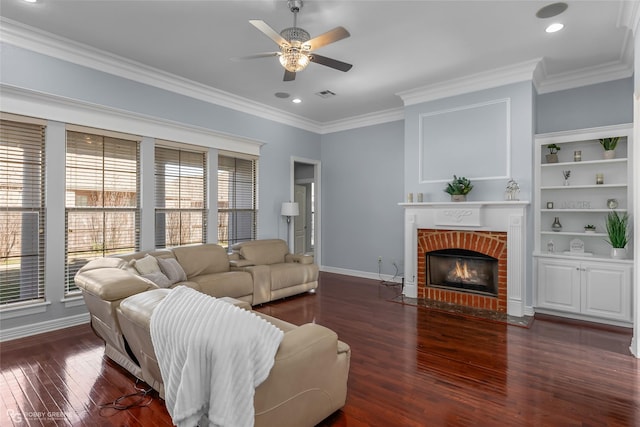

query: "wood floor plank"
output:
1 271 638 426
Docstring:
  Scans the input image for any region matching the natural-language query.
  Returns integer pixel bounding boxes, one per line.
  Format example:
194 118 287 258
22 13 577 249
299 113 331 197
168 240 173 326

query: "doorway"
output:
292 158 320 264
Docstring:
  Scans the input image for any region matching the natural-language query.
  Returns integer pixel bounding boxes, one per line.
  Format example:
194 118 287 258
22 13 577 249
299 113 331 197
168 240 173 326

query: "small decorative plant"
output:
584 224 596 233
605 211 629 248
599 137 619 151
547 144 561 155
545 144 561 163
444 175 473 196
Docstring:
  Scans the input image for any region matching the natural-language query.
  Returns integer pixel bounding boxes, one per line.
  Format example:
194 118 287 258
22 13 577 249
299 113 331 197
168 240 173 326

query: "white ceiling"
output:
0 1 636 127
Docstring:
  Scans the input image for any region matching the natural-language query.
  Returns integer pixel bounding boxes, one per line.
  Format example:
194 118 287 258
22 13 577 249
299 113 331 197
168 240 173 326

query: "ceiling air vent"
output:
315 90 336 99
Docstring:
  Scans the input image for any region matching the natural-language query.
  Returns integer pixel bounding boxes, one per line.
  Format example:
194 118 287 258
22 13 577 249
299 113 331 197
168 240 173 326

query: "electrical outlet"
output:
378 256 382 264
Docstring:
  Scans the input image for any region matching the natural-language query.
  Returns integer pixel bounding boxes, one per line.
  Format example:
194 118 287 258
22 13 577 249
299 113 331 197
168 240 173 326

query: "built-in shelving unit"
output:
533 124 634 326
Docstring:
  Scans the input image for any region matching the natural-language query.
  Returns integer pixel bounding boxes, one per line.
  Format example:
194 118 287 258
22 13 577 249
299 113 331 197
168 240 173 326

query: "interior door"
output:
294 184 306 254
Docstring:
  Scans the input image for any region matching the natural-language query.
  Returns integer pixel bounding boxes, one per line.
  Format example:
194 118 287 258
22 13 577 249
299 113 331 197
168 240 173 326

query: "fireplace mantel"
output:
400 200 530 317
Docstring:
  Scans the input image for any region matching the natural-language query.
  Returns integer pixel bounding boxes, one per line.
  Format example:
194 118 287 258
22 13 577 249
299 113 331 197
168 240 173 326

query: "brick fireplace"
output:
417 229 508 312
401 201 529 317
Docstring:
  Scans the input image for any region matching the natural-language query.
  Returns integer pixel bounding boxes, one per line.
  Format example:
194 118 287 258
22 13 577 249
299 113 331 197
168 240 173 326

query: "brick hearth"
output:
417 229 507 313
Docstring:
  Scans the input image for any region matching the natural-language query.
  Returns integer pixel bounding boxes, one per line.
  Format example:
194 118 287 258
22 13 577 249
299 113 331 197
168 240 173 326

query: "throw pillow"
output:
141 271 173 288
134 254 161 275
157 257 188 284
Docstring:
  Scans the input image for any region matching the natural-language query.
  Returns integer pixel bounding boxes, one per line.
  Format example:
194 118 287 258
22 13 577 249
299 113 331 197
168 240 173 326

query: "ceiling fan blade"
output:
309 54 353 72
283 70 296 81
249 20 289 46
231 52 279 61
307 27 350 51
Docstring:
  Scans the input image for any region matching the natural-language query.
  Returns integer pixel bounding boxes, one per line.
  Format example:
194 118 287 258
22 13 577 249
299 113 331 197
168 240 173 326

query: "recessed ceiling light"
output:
292 98 302 104
23 0 38 3
536 2 568 19
546 23 564 33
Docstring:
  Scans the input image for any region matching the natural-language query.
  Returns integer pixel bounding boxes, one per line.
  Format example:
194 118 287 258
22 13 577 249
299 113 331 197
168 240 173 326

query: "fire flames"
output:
447 259 484 284
453 260 472 280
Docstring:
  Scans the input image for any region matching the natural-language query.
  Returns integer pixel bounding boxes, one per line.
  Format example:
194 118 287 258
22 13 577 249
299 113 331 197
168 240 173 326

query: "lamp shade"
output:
281 202 299 217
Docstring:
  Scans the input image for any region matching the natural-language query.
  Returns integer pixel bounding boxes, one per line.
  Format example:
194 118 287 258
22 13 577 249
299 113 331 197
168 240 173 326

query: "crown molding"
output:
397 59 542 106
319 107 404 134
535 59 633 95
0 18 324 134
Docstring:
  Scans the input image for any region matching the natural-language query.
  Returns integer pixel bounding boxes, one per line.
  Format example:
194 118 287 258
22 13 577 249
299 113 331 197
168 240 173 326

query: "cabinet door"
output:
536 259 581 313
581 263 632 322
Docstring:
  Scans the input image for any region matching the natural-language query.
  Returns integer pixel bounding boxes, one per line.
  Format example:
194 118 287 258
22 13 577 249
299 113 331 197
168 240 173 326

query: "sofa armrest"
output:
274 323 339 361
285 253 314 265
229 259 255 268
75 268 155 301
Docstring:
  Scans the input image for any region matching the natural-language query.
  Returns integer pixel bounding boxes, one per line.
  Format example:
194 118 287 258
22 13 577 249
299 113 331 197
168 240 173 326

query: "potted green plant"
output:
444 175 473 201
599 137 619 159
605 210 629 259
546 144 561 163
584 224 596 234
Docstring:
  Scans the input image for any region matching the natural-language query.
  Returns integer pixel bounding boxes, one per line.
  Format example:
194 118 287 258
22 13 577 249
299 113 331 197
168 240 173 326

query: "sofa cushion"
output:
172 244 230 278
142 271 173 288
134 254 161 275
237 239 289 265
157 257 187 284
190 271 253 300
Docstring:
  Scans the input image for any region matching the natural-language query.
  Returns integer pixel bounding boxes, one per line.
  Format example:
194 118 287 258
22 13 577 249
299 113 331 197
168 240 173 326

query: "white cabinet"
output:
537 258 632 323
534 124 634 325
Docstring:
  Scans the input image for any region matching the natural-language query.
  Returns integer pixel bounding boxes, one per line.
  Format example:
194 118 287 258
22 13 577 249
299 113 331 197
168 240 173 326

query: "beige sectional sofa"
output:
74 240 319 381
117 289 350 427
230 239 319 304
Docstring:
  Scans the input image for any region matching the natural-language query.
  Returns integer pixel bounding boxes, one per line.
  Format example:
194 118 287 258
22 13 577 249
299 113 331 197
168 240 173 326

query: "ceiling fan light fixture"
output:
279 45 311 72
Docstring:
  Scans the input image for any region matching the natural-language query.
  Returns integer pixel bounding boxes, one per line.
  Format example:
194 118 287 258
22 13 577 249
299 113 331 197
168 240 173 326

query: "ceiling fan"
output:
241 0 352 81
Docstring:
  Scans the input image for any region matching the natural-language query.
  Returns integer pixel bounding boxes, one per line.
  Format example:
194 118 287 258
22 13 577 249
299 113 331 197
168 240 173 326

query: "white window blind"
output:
218 155 257 248
155 146 207 247
0 119 46 305
65 130 140 293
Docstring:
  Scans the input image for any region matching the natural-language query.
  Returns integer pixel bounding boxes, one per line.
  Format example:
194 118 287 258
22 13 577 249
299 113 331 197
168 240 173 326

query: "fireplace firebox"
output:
426 249 498 297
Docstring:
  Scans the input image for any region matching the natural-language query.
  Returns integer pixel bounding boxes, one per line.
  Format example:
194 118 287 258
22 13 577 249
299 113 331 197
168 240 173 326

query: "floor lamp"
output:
281 201 299 251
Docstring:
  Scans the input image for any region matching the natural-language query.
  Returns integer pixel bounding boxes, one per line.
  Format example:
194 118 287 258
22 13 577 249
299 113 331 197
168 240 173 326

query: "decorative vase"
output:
603 150 615 160
552 217 562 232
584 229 596 234
610 247 627 259
451 194 466 202
607 199 618 209
546 154 558 163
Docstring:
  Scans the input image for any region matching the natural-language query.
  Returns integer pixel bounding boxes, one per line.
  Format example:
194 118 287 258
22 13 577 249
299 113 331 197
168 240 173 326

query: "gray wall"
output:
320 121 405 277
536 77 633 133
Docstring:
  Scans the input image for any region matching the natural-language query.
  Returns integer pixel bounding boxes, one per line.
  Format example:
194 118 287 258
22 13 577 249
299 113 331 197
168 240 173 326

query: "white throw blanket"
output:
150 286 284 427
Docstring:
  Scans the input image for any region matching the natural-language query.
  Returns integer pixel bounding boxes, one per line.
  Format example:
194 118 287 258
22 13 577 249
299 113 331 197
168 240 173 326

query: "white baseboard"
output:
0 312 90 342
319 265 403 284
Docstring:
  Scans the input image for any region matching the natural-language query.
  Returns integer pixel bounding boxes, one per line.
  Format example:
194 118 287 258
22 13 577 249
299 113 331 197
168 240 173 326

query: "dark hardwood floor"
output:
1 272 638 426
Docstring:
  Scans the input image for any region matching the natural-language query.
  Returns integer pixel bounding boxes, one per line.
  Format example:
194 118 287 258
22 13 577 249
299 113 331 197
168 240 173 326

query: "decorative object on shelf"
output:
562 170 571 186
504 179 520 201
444 175 473 202
546 202 554 209
584 224 596 234
417 192 423 203
573 150 581 162
547 240 555 253
595 173 604 185
569 238 585 254
605 210 629 259
552 216 562 232
607 198 618 209
545 144 561 163
407 193 413 203
561 201 590 209
599 137 619 159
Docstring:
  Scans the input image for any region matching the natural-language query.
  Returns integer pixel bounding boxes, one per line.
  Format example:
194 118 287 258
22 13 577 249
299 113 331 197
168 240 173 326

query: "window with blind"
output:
65 130 140 294
0 119 46 306
218 155 257 248
155 146 207 247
